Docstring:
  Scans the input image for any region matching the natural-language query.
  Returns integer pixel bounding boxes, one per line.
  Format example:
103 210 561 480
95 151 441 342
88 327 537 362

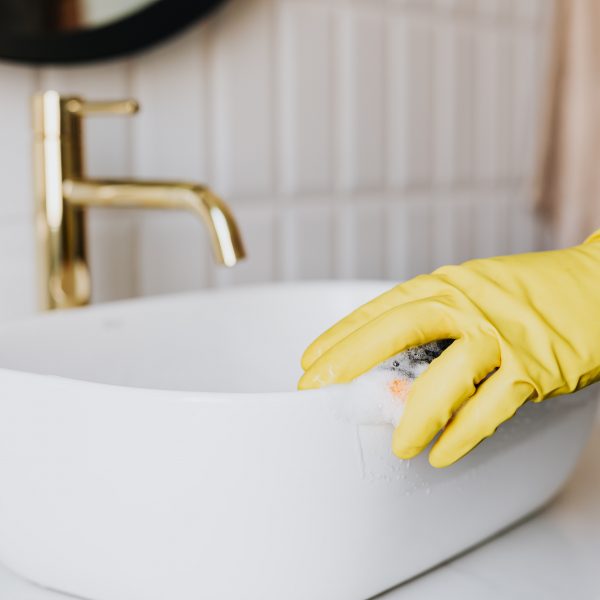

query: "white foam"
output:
325 345 446 426
330 361 428 427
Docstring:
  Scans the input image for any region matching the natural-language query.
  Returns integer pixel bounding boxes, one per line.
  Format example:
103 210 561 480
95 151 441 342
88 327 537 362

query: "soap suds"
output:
339 340 453 426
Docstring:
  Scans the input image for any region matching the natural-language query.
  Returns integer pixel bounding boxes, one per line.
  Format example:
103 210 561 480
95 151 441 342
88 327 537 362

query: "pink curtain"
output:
536 0 600 247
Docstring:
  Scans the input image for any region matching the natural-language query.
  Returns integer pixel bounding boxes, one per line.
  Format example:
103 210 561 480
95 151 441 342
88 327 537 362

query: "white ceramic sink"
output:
0 281 596 600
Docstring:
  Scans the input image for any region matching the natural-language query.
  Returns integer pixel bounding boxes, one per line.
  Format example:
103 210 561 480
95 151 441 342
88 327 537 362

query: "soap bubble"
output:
337 340 453 427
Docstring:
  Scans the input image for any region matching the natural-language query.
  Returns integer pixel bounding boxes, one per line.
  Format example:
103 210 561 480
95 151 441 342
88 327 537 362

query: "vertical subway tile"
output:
511 33 539 182
386 15 409 190
279 203 333 280
434 0 476 12
335 6 384 192
472 28 496 182
384 202 408 281
513 0 547 24
430 195 473 269
497 29 513 181
0 63 37 219
432 21 456 186
87 211 137 304
136 212 212 296
473 192 510 258
385 197 432 281
0 220 37 320
212 205 275 286
334 200 384 279
455 23 476 183
507 190 538 254
278 2 333 195
388 0 432 7
386 13 433 189
474 27 510 182
474 0 512 19
208 0 273 198
130 27 207 181
432 21 474 185
535 214 554 251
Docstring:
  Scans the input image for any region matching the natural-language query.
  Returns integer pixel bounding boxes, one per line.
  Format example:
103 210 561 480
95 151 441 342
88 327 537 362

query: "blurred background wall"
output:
0 0 552 320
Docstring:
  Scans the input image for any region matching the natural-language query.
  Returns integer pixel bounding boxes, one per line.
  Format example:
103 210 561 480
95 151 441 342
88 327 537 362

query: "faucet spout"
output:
33 92 246 309
63 179 246 267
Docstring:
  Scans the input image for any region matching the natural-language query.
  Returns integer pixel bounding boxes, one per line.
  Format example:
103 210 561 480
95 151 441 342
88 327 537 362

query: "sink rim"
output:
0 280 395 398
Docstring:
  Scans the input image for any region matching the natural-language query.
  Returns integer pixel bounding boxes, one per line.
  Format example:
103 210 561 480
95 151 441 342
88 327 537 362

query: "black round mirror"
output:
0 0 227 64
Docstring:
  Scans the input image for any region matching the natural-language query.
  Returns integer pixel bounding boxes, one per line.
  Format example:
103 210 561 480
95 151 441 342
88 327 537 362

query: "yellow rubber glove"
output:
299 231 600 468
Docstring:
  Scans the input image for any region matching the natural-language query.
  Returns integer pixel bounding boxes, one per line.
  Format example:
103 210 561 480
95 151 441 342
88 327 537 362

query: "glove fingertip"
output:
392 444 422 461
297 370 318 390
428 444 462 469
300 346 319 371
392 425 425 460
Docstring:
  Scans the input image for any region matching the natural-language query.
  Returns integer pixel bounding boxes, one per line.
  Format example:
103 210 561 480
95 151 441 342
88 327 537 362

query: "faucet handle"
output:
64 98 139 117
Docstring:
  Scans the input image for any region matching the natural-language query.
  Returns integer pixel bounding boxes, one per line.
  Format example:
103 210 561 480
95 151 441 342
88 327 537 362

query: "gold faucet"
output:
32 91 245 310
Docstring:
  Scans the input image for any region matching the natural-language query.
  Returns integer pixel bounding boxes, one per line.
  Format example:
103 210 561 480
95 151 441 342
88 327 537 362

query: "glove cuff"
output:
584 229 600 244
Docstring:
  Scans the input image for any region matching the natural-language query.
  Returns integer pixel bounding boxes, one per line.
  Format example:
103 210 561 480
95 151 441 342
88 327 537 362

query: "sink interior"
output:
0 282 389 393
0 281 596 600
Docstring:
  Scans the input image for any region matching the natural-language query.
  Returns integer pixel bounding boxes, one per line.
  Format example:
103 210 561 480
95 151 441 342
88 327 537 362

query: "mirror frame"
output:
0 0 226 64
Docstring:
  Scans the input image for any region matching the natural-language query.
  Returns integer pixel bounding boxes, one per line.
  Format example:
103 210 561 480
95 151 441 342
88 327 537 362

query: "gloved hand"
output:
299 231 600 467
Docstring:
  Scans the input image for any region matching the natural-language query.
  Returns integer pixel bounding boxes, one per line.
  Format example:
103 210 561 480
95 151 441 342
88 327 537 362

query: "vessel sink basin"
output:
0 282 596 600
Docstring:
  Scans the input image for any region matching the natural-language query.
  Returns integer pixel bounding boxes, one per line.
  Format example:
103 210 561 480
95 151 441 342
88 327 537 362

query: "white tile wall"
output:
334 199 385 279
385 197 432 281
208 0 274 197
278 2 333 195
280 202 334 280
0 0 551 321
0 64 36 220
335 5 385 192
386 11 434 189
432 18 473 186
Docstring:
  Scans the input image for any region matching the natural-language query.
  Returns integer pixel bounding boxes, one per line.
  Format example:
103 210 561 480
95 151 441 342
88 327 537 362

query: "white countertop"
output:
2 426 599 600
